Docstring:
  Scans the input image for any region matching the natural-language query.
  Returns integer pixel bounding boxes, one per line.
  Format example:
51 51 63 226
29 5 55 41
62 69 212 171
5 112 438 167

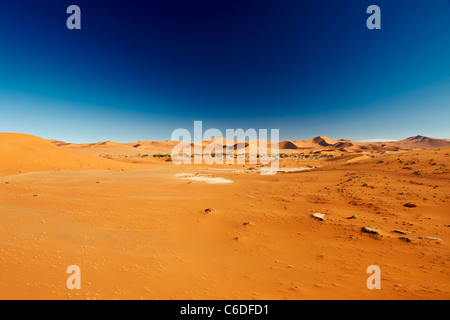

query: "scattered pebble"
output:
419 236 442 241
361 227 379 235
394 230 411 235
312 213 326 221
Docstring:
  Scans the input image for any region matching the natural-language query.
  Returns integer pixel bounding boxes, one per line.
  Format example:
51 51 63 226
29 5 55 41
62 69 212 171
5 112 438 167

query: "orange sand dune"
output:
393 135 450 149
293 136 338 148
308 135 338 146
278 140 299 150
47 139 71 147
0 133 127 174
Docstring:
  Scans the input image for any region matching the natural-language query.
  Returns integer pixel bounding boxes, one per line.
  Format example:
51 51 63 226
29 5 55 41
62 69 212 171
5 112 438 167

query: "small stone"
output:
419 236 442 241
312 213 326 221
404 203 417 208
361 227 379 235
394 230 411 235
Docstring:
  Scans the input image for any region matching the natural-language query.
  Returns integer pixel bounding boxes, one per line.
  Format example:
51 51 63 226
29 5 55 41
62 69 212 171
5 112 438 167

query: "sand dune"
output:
279 140 299 149
332 141 354 149
0 133 126 174
47 139 71 147
308 136 337 146
395 135 450 148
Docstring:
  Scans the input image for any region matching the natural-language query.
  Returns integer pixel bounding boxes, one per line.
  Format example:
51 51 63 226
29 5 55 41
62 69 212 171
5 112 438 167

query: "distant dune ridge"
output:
48 134 450 153
398 135 450 148
0 133 448 174
277 135 450 153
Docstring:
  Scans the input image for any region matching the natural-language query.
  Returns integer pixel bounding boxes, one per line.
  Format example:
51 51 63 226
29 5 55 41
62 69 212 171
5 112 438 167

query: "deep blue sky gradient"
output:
0 0 449 142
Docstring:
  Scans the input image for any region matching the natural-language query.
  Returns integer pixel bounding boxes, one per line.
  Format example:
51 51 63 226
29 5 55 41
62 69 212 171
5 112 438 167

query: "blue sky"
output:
0 0 449 143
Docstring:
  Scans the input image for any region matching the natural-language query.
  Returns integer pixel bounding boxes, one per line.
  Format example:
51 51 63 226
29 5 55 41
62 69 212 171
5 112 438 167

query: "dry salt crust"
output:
276 167 312 172
259 167 314 174
207 167 313 174
175 173 233 184
207 168 248 174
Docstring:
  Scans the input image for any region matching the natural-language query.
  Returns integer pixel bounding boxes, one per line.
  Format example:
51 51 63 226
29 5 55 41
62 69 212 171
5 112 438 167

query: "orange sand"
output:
0 133 449 299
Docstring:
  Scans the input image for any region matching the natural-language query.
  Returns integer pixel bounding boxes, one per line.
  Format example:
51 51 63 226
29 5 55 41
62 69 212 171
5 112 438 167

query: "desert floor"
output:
0 139 449 299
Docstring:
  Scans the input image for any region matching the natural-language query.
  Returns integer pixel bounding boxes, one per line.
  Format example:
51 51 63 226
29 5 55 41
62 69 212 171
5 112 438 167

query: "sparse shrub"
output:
152 154 170 158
